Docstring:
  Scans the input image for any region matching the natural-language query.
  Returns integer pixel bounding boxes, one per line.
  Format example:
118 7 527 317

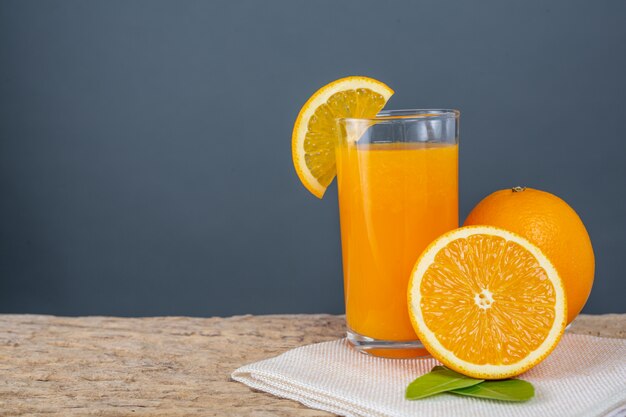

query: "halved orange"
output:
408 226 567 379
292 76 393 198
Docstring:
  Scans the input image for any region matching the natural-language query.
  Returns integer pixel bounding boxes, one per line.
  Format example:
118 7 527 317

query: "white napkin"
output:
232 333 626 417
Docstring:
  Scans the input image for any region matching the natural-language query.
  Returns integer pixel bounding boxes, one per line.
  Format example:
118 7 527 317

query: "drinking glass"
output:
335 109 460 358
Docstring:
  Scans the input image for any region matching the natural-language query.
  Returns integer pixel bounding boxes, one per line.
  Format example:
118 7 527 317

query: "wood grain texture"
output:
0 314 623 416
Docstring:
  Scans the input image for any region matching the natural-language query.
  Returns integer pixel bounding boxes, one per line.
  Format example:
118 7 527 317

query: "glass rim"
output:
338 108 460 123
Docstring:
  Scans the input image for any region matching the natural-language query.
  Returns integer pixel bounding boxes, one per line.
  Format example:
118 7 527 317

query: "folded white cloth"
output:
232 333 626 417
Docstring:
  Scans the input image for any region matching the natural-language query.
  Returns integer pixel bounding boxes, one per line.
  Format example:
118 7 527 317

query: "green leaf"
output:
405 366 484 400
450 379 535 402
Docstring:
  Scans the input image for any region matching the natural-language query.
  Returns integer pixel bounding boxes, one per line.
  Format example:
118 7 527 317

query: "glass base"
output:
346 329 431 358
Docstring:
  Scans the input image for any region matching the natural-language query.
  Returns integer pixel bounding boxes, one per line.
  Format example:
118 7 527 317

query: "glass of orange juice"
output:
335 109 459 358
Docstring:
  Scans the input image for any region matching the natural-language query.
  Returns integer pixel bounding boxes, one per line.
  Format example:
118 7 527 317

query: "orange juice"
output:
336 142 458 341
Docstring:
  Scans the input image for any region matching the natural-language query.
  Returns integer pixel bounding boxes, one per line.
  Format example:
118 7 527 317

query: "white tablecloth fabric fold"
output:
232 333 626 417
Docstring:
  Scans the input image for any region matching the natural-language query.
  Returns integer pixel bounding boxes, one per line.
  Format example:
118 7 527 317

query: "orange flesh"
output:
420 234 557 365
337 142 458 341
303 89 387 188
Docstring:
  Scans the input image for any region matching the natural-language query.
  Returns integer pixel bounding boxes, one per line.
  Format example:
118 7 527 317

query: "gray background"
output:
1 0 624 316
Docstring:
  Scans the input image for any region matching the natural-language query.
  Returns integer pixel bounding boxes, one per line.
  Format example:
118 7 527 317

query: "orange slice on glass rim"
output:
291 76 393 198
408 226 567 379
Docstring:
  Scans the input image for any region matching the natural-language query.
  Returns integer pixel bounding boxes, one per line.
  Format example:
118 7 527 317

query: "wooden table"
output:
0 314 624 416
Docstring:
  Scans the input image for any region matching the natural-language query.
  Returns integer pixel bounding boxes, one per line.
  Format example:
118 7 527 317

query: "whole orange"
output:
463 187 594 324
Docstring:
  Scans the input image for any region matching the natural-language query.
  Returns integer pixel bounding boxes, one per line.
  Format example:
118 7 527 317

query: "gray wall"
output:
1 0 624 316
